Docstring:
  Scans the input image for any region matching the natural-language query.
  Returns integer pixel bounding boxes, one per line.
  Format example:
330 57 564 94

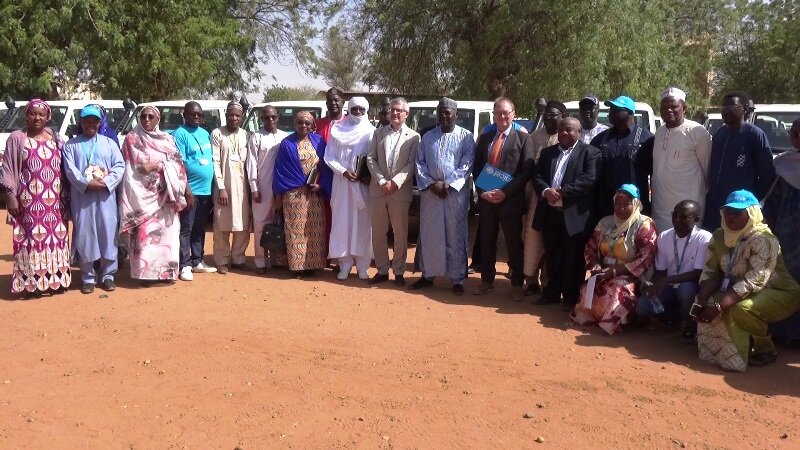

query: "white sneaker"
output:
358 269 369 280
337 265 352 280
192 262 217 273
179 266 194 281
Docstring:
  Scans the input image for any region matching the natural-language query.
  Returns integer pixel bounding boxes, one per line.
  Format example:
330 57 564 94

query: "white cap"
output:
661 86 687 102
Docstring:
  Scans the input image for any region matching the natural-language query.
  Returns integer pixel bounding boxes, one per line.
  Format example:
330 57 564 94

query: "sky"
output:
244 57 329 104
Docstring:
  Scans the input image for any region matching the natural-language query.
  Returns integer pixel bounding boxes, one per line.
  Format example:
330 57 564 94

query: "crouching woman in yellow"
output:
694 190 800 370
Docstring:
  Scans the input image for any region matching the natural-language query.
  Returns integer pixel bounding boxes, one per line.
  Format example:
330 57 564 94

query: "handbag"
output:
259 213 286 253
697 315 747 372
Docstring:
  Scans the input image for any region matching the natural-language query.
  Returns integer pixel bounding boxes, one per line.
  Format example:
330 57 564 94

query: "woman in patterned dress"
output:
118 106 191 284
1 99 71 298
272 111 332 276
571 184 658 334
694 190 800 368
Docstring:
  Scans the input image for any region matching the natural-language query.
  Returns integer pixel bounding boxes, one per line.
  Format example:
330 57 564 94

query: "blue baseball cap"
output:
617 184 640 199
722 190 758 209
80 105 102 119
604 96 635 114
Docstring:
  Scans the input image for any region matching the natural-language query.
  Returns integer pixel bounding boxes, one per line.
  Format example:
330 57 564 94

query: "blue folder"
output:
475 163 513 191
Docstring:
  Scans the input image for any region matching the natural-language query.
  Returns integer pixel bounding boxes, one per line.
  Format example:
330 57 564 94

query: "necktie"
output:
488 132 505 167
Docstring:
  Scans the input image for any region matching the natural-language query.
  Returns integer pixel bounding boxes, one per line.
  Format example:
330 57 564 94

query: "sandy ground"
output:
1 224 799 450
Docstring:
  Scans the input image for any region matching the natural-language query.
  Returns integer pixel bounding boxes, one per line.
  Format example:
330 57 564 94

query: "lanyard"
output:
82 136 98 165
189 131 207 157
673 228 693 273
725 236 746 278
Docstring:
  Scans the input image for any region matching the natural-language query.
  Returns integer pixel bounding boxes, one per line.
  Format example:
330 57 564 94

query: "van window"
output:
478 112 491 134
3 106 69 133
753 113 796 153
124 106 223 134
70 107 128 130
408 107 476 135
245 106 323 134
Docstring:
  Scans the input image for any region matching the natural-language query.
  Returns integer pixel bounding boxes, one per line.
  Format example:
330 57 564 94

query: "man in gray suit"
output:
367 97 421 286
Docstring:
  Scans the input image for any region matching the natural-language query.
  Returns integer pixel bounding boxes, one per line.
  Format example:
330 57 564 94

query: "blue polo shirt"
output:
173 124 214 195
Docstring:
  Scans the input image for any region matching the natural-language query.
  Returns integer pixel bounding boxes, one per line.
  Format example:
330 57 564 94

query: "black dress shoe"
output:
394 275 406 287
409 277 433 290
368 273 389 285
101 279 116 292
452 284 464 295
81 284 95 294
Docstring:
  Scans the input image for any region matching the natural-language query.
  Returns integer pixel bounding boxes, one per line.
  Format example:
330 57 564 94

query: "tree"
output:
714 0 800 103
312 28 365 90
262 84 323 102
355 0 736 115
0 0 344 101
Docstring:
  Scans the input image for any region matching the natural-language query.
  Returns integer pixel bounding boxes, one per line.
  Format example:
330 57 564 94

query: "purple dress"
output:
1 130 71 293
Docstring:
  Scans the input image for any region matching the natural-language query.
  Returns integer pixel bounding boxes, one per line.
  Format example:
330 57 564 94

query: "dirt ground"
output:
1 225 799 450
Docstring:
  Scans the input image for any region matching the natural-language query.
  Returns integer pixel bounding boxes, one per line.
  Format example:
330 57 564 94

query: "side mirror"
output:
65 124 78 138
239 95 250 113
123 97 136 110
4 96 14 110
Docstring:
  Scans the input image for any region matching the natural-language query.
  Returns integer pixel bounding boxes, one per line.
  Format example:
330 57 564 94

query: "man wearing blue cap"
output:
62 105 126 294
590 95 654 218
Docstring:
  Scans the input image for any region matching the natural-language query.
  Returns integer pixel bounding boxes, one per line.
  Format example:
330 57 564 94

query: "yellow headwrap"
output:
719 205 769 247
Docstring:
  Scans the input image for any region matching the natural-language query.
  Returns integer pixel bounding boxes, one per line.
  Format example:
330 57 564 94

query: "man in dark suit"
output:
471 97 534 302
533 117 601 310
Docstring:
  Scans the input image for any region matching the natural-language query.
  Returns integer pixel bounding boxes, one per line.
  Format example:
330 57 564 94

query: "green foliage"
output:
0 0 343 101
715 0 800 103
311 27 365 90
262 84 323 102
356 0 739 115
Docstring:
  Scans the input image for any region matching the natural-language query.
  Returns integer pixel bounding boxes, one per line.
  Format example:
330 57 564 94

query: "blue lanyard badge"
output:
189 130 210 165
82 136 98 165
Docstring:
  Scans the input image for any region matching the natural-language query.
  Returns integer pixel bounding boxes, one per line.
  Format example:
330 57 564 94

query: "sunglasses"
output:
263 115 278 120
140 114 157 120
185 112 203 117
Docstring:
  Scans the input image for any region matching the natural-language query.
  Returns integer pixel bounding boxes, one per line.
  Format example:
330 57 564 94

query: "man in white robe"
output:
650 87 712 232
410 98 475 294
248 105 288 274
324 97 376 280
212 101 253 274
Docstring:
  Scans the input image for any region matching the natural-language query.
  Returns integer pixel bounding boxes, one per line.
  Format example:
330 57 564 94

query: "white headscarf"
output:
330 97 374 147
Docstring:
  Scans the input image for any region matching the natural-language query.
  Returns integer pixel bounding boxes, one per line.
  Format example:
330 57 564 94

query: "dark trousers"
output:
470 223 482 267
542 206 589 305
179 194 213 268
478 200 524 286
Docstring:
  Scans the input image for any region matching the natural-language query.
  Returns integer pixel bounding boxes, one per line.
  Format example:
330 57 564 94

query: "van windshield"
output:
244 106 324 134
408 108 475 135
753 112 799 153
123 106 223 134
2 106 70 133
561 109 651 132
70 107 128 131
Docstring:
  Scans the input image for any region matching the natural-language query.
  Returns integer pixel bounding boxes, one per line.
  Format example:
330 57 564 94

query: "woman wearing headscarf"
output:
324 97 375 280
694 190 800 369
763 118 800 283
272 111 332 276
571 184 658 334
118 106 192 284
211 101 253 274
1 99 71 297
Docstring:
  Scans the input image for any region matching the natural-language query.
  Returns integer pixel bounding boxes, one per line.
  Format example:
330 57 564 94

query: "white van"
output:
560 100 657 134
751 104 800 154
118 100 231 139
243 100 328 134
704 113 724 135
0 99 134 155
407 100 494 140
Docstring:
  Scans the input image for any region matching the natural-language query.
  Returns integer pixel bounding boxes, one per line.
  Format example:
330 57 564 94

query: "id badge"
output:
603 256 617 267
199 158 209 165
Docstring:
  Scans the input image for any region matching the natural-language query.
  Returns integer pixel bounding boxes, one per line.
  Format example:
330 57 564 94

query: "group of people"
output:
3 85 800 372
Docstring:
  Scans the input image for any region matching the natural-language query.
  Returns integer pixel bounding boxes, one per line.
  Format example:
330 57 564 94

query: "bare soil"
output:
1 225 799 449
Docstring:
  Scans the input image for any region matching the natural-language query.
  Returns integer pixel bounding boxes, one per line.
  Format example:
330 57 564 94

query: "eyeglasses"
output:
140 114 156 120
263 115 278 120
494 110 514 117
390 108 407 114
721 105 744 112
185 112 203 117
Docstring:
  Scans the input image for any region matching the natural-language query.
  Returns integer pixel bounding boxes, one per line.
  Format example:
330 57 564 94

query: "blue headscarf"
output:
272 132 332 199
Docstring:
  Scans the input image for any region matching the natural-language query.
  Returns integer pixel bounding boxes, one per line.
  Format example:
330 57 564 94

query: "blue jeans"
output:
179 194 213 268
636 281 699 322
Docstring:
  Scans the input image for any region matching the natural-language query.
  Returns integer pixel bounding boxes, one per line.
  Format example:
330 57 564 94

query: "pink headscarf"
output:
25 98 51 120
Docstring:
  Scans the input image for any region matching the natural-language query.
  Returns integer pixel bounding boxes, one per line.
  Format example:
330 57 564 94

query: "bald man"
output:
532 117 601 309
